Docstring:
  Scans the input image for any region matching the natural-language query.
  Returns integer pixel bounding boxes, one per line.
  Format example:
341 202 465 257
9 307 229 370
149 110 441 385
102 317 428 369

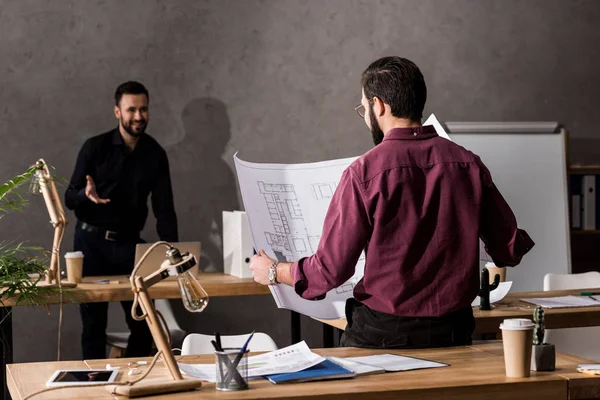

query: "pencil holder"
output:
215 347 249 391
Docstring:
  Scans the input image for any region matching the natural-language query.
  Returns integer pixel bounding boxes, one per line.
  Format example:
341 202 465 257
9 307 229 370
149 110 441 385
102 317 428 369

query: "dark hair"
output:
114 81 149 106
361 56 427 121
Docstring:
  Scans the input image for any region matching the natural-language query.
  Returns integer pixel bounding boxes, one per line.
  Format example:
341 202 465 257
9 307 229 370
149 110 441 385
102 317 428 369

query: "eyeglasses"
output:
354 104 365 119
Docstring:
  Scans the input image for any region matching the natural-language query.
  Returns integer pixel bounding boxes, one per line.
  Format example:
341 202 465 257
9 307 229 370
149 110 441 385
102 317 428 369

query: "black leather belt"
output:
77 221 140 242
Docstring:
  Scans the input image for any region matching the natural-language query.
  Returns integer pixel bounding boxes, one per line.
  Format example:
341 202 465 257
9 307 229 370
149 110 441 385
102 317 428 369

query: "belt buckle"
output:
105 230 117 242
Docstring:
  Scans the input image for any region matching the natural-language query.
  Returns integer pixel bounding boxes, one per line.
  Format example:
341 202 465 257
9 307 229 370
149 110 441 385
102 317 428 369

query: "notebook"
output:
264 359 355 384
134 242 201 279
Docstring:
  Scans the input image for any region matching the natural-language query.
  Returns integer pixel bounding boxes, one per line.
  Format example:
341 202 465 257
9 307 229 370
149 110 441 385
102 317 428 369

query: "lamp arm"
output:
123 241 205 394
133 277 183 381
130 241 172 288
36 159 67 285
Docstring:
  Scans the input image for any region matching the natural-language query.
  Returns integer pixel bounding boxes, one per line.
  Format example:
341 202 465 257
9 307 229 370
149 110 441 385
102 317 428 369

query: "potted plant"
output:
0 164 68 318
531 306 556 371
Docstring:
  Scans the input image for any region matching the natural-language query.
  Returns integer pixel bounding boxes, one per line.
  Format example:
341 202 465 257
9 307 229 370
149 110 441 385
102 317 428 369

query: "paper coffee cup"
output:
500 319 534 377
64 251 84 284
486 262 506 284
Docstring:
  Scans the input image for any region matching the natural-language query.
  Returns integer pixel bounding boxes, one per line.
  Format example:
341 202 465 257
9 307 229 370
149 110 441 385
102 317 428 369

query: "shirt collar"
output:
112 128 125 145
111 127 147 146
382 125 438 141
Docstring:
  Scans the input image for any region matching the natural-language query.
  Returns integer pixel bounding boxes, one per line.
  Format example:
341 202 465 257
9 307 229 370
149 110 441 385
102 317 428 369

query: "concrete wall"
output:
1 0 599 362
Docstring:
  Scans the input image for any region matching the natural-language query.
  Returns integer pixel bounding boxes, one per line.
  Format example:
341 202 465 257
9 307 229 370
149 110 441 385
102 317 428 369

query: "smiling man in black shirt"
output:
65 81 178 359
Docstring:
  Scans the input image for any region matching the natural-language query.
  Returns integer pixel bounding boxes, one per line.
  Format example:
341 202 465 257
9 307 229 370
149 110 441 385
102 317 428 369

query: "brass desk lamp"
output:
108 241 208 397
31 159 76 288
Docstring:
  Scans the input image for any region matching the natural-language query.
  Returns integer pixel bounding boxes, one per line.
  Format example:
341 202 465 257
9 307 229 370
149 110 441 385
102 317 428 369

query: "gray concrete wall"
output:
1 0 599 362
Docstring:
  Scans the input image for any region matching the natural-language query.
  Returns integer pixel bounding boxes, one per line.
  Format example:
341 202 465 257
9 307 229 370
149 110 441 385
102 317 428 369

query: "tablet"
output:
46 369 118 387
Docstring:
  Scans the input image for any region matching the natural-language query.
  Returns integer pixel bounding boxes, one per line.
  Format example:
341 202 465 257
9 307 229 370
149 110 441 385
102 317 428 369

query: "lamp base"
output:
106 378 202 398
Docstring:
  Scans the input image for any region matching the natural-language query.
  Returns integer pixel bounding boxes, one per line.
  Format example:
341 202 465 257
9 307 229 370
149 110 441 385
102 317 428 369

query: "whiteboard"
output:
446 122 571 292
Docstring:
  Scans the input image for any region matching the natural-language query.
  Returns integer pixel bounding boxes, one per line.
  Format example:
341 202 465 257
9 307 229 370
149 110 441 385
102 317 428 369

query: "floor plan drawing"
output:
311 182 337 200
235 154 364 319
258 181 317 262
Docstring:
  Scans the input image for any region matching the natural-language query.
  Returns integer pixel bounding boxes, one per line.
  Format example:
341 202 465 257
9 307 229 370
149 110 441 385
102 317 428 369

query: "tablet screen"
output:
52 370 114 383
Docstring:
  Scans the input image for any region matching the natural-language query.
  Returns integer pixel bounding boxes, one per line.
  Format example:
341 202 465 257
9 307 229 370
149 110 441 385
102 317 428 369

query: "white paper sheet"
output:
520 295 600 309
423 113 452 141
178 341 325 381
344 354 448 372
578 364 600 370
471 281 513 307
178 363 218 382
234 154 363 319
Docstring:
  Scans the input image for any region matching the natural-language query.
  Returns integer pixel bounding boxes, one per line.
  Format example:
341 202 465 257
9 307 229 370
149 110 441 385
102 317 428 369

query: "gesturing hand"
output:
85 175 110 204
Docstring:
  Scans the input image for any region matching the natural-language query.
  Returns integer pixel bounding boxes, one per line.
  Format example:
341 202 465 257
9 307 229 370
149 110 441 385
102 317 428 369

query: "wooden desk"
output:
0 273 270 307
317 287 600 338
7 343 600 400
0 273 270 400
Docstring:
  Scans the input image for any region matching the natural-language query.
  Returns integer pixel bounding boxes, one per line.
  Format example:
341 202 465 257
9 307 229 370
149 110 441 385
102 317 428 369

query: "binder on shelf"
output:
571 174 583 230
597 175 600 230
582 175 596 230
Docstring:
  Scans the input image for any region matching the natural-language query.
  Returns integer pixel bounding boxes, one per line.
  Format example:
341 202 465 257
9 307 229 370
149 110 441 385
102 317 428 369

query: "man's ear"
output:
372 97 386 117
114 105 121 120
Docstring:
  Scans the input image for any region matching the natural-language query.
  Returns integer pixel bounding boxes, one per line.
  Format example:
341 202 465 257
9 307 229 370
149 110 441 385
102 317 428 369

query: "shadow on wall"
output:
173 98 239 272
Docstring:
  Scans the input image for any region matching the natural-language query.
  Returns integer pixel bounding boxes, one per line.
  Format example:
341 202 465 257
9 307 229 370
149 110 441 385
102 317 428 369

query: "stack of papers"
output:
178 341 323 382
178 342 449 384
520 295 600 308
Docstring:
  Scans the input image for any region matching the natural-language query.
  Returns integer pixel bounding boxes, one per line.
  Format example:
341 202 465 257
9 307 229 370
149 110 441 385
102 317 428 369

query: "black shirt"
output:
65 128 178 242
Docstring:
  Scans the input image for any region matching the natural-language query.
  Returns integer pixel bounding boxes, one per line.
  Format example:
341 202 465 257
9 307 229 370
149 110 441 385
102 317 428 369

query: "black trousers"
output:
340 298 475 349
74 224 153 359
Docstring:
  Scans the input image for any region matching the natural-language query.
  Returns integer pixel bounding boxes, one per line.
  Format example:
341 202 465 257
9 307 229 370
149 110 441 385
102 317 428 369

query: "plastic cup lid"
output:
485 262 498 268
64 251 84 258
499 318 534 330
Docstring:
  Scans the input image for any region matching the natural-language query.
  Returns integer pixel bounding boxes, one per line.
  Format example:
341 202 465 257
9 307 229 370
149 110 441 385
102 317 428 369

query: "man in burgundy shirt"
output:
250 56 534 349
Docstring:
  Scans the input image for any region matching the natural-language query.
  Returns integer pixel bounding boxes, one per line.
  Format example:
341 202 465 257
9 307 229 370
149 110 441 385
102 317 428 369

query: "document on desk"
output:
178 341 325 381
520 295 600 308
344 354 448 372
234 153 363 319
327 357 385 376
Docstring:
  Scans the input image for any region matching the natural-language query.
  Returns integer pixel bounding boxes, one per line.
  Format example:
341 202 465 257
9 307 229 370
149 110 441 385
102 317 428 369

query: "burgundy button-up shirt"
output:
291 125 534 317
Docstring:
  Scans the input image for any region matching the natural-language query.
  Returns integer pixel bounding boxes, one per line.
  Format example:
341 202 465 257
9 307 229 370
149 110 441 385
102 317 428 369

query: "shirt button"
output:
413 132 417 136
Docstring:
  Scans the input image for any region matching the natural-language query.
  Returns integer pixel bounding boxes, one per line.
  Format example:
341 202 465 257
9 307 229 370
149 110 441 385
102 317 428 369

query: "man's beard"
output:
122 118 147 137
369 103 385 146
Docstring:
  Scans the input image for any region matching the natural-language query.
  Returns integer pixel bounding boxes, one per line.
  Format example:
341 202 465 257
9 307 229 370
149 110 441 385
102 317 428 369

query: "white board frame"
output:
445 122 571 292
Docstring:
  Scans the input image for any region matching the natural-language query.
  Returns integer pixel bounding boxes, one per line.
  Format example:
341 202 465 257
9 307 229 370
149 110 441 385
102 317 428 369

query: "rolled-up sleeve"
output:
290 168 372 300
479 163 535 267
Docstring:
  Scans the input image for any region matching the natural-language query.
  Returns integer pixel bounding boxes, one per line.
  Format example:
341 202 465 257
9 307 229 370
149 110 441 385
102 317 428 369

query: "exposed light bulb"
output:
176 270 209 312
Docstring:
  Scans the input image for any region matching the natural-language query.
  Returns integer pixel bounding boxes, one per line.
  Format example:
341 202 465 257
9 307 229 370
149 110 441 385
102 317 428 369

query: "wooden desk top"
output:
0 273 270 307
7 343 600 400
317 287 600 334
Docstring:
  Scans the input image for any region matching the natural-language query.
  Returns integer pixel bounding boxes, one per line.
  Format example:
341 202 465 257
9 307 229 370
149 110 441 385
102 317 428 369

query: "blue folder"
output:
264 359 356 384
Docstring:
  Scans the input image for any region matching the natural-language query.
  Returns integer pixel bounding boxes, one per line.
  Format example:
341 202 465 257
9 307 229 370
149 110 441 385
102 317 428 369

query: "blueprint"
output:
233 114 450 320
234 154 363 319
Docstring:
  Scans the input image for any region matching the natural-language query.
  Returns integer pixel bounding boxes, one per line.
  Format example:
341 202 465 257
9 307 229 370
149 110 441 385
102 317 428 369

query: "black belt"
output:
77 221 140 242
